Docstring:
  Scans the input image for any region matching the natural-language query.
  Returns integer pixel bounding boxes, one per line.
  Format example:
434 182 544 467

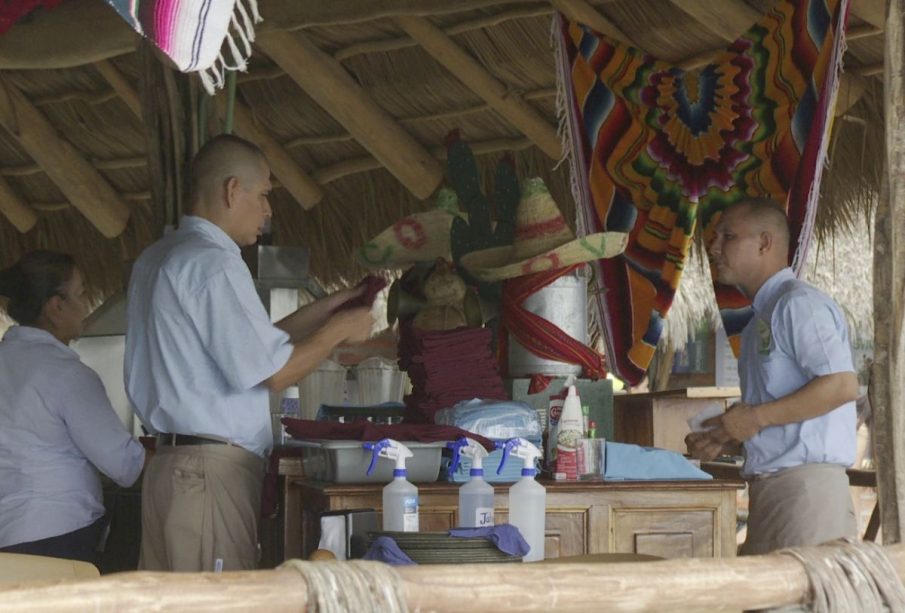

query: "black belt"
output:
157 433 232 447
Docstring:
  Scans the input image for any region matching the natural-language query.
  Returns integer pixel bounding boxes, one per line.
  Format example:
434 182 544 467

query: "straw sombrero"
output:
357 188 464 270
460 178 628 282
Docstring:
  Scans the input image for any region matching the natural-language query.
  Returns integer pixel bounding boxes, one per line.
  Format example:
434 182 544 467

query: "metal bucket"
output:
507 269 588 377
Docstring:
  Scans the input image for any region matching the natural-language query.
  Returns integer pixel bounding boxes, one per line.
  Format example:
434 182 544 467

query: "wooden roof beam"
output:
394 15 562 160
0 79 130 238
0 176 37 233
214 96 324 209
670 0 868 116
552 0 635 47
256 31 444 200
94 60 142 120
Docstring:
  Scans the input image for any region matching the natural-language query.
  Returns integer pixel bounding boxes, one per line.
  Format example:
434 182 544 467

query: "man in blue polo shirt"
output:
686 198 859 555
125 134 373 571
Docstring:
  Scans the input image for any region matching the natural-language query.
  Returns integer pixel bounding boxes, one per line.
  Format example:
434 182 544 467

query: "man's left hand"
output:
703 402 762 443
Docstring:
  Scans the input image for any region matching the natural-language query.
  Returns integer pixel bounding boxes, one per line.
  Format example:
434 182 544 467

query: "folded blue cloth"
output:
604 442 713 481
362 536 416 565
448 524 530 556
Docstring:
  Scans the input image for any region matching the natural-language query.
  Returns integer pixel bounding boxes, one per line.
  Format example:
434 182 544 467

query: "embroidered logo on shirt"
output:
756 319 772 355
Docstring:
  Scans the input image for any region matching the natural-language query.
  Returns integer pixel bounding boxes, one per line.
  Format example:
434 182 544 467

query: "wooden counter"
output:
286 477 742 562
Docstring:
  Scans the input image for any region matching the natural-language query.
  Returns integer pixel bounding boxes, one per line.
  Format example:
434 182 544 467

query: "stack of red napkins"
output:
398 325 506 423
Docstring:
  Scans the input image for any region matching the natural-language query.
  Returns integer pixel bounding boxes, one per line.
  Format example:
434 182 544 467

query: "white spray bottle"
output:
448 437 495 528
498 437 545 562
363 438 419 532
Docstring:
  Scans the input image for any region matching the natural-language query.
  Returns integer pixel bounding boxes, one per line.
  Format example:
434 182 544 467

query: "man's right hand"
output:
330 306 374 343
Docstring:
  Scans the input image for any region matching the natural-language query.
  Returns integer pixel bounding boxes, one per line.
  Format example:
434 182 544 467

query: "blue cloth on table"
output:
448 524 530 556
604 442 713 480
362 536 416 565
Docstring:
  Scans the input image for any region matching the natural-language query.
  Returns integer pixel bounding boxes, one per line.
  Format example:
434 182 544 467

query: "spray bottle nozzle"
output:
362 438 413 476
497 437 542 476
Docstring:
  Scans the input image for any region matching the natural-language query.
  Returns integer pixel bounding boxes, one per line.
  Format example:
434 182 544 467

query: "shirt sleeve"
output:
773 289 855 379
56 365 145 488
183 265 294 391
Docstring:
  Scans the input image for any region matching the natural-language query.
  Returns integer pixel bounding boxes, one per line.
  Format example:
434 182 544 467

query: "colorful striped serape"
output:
556 0 849 384
104 0 261 93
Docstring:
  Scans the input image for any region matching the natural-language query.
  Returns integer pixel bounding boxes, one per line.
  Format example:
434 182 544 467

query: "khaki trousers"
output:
139 444 265 571
741 463 856 556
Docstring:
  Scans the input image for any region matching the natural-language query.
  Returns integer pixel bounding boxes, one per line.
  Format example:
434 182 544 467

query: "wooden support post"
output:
0 176 37 232
873 0 905 545
214 96 324 209
257 31 444 200
394 15 562 160
0 79 130 238
94 60 143 120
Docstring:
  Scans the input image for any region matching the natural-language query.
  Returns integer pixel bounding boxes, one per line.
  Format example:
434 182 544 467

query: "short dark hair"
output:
188 134 266 208
0 251 76 325
728 198 790 244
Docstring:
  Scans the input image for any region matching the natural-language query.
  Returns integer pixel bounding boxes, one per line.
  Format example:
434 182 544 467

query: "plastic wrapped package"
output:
433 398 542 440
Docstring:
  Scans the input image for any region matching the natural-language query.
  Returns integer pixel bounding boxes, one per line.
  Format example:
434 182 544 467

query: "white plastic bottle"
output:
500 437 545 562
556 385 584 480
364 439 419 532
449 437 495 528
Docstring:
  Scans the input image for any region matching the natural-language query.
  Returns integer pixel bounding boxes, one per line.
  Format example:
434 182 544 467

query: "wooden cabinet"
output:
287 478 741 561
614 387 740 454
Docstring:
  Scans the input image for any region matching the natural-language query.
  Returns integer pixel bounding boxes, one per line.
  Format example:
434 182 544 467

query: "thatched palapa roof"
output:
0 0 886 335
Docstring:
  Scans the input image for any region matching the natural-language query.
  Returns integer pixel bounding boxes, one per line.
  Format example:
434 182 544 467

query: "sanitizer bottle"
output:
498 437 545 562
364 438 419 532
448 437 495 528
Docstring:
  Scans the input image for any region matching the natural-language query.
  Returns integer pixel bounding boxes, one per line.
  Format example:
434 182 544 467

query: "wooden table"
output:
286 477 742 561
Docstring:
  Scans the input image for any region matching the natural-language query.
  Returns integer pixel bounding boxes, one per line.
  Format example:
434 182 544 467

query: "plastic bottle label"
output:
475 507 494 527
403 495 419 532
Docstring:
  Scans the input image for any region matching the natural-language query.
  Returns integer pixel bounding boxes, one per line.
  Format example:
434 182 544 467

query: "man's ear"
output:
759 230 773 254
224 176 241 209
42 294 65 325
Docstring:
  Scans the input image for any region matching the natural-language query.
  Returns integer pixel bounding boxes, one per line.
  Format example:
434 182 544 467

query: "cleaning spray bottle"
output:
498 437 545 562
447 437 495 528
363 438 419 532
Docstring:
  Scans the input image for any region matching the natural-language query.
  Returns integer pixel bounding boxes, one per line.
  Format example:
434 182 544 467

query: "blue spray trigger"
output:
497 438 520 475
446 437 468 473
362 439 391 476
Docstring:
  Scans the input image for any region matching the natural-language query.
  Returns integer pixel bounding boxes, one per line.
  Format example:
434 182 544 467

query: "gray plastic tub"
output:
287 439 446 484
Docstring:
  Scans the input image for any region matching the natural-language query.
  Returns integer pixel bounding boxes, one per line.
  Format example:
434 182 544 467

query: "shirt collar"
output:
752 267 795 314
2 325 78 357
178 215 240 255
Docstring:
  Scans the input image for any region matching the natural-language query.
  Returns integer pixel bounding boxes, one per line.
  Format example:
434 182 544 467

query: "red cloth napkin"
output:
281 419 494 451
334 275 387 312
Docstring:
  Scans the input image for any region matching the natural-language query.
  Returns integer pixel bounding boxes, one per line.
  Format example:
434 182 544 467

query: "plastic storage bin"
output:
354 357 409 406
297 359 347 419
287 439 446 484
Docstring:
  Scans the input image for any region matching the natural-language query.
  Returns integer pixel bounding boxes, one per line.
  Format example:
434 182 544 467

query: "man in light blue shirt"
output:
686 198 858 555
125 135 373 571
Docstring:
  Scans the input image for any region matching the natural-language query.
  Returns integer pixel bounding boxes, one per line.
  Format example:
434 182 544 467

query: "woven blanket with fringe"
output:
556 0 849 384
104 0 261 93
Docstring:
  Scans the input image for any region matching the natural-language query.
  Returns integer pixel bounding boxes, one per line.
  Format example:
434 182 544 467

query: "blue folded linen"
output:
603 442 712 480
362 536 416 565
448 524 530 557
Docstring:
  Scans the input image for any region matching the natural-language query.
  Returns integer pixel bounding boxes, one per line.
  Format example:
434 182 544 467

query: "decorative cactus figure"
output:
447 130 519 300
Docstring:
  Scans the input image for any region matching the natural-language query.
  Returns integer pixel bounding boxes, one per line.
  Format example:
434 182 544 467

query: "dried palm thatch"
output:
0 0 886 347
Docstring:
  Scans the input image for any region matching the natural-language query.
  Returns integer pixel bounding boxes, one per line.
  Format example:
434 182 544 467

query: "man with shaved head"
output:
125 134 373 571
686 198 859 555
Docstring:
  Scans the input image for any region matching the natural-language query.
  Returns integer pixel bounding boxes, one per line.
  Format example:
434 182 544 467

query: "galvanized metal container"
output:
507 269 588 376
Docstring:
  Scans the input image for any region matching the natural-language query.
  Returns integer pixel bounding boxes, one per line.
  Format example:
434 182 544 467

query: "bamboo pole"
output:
0 79 130 238
0 176 37 232
3 546 905 612
214 96 324 209
872 0 905 545
256 31 444 200
394 15 562 161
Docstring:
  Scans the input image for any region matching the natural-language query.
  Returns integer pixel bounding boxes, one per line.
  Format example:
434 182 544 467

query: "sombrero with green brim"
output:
357 188 465 270
460 178 628 282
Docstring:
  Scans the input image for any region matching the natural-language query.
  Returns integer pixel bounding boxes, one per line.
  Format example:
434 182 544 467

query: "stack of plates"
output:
369 531 523 564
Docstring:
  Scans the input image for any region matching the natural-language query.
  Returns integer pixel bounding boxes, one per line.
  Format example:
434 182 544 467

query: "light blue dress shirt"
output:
124 216 294 457
0 326 144 548
739 267 856 477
